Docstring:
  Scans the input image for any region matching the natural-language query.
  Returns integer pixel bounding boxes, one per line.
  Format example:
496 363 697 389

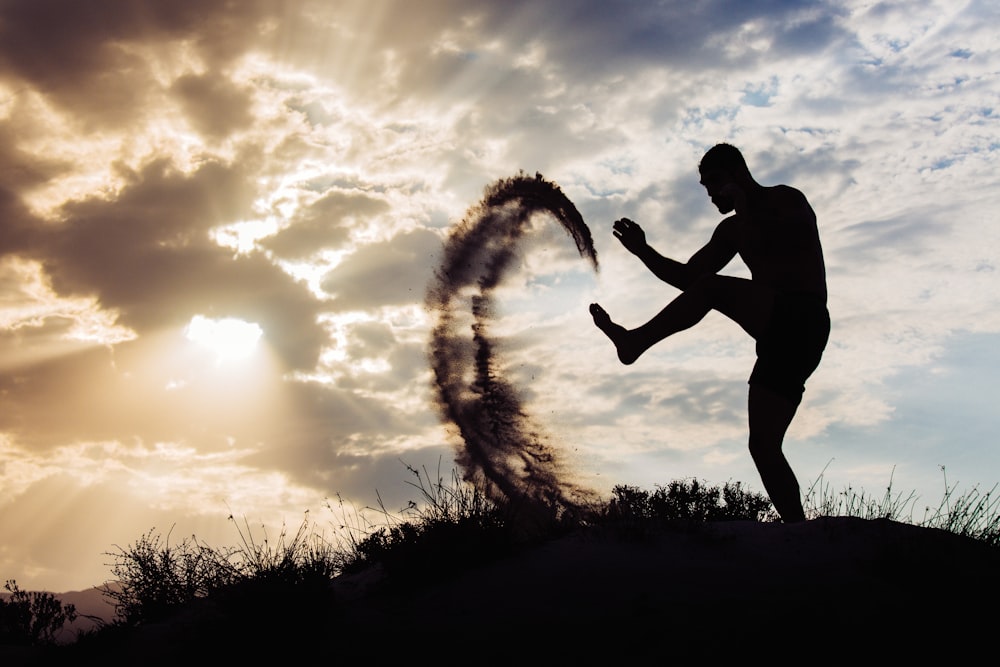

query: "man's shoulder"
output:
713 213 741 237
767 184 814 218
769 184 807 202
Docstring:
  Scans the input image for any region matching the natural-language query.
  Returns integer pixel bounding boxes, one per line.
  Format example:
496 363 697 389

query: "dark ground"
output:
7 516 997 665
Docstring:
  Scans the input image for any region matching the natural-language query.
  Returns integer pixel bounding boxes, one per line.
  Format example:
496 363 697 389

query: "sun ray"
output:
184 315 263 364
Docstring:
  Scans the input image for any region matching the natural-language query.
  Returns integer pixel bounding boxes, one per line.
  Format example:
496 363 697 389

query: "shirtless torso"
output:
717 185 827 300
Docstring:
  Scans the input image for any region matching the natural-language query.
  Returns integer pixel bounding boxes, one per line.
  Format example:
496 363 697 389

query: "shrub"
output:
103 518 342 627
0 579 77 646
605 478 776 526
102 528 236 625
338 464 519 581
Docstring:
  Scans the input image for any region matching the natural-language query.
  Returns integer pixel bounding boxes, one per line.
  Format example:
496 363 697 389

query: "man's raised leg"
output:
590 274 771 365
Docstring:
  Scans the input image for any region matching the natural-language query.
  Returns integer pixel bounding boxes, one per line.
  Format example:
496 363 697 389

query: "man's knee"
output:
748 437 767 462
748 435 782 464
688 273 725 299
690 274 771 337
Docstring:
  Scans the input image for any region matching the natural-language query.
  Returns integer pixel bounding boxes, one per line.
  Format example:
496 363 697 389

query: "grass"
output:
803 464 1000 546
4 461 999 653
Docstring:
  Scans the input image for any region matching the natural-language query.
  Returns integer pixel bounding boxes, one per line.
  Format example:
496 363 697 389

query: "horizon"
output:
1 0 999 593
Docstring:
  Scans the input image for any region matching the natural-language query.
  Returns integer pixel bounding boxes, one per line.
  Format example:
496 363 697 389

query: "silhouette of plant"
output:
0 579 77 646
225 512 341 585
605 478 776 527
805 465 1000 546
339 463 520 583
102 528 233 626
103 517 343 628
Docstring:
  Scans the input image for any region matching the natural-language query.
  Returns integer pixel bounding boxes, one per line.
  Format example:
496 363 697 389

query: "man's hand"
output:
613 218 647 255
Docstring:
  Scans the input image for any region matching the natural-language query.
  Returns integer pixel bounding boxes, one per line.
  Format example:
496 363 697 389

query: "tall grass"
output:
918 468 1000 546
803 464 1000 547
802 465 920 521
328 462 523 580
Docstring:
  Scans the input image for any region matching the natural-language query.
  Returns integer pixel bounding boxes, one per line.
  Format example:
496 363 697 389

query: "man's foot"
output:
589 303 642 365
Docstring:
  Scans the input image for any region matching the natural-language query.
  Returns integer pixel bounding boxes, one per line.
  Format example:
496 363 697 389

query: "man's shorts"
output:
749 291 830 404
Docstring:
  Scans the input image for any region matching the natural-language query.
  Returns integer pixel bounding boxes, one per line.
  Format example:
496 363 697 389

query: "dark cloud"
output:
4 157 328 370
770 9 849 56
306 442 458 511
321 227 442 309
385 341 432 386
0 0 278 123
334 340 432 394
0 126 70 251
433 1 848 80
343 320 396 359
221 0 851 137
263 190 390 260
245 379 435 486
0 0 852 134
171 73 255 138
0 123 71 192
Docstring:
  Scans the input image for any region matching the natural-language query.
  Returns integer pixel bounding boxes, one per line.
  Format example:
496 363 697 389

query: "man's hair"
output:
699 142 750 177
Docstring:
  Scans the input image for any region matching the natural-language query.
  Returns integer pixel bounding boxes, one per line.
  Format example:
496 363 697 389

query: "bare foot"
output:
589 303 642 365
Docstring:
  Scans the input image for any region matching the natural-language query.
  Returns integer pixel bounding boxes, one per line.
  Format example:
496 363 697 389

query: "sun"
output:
184 315 263 363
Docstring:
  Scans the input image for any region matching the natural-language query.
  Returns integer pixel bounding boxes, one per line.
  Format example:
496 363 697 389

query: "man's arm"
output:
613 217 738 290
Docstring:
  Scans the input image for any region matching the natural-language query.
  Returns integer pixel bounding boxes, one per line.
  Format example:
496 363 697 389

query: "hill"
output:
12 515 997 665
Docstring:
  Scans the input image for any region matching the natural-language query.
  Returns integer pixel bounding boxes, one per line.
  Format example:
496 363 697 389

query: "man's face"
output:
699 169 735 214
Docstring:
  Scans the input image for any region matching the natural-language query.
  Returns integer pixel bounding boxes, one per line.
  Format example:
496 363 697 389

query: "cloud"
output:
263 189 389 260
171 73 255 138
8 157 328 370
837 212 949 261
0 0 278 122
321 227 442 310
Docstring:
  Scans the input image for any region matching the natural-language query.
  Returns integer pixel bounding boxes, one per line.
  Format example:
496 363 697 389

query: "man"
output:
590 143 829 522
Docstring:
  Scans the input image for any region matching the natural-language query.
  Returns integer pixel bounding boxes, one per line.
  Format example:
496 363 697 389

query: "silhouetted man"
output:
590 143 829 523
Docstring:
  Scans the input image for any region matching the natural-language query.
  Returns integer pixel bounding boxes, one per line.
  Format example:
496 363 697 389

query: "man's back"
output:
719 184 827 298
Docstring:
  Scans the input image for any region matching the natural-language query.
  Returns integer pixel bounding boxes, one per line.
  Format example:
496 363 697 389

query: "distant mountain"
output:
50 586 117 644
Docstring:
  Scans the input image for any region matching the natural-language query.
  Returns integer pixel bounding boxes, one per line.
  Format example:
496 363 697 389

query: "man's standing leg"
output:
748 383 806 522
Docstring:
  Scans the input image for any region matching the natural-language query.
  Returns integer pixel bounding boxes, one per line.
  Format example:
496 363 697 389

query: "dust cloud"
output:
426 173 600 517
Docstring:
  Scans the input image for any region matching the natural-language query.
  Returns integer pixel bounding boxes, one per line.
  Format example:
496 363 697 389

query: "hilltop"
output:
11 514 997 665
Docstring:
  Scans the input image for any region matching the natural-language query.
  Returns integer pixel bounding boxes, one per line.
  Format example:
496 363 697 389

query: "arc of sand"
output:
426 172 600 516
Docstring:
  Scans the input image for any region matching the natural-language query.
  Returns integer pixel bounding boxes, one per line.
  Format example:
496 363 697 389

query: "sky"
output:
1 0 998 593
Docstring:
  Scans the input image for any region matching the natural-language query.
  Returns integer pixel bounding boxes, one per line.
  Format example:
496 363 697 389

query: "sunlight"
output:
184 315 263 363
210 218 281 255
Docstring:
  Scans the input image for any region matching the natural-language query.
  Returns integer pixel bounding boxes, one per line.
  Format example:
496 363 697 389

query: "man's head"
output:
698 143 752 214
698 142 750 177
